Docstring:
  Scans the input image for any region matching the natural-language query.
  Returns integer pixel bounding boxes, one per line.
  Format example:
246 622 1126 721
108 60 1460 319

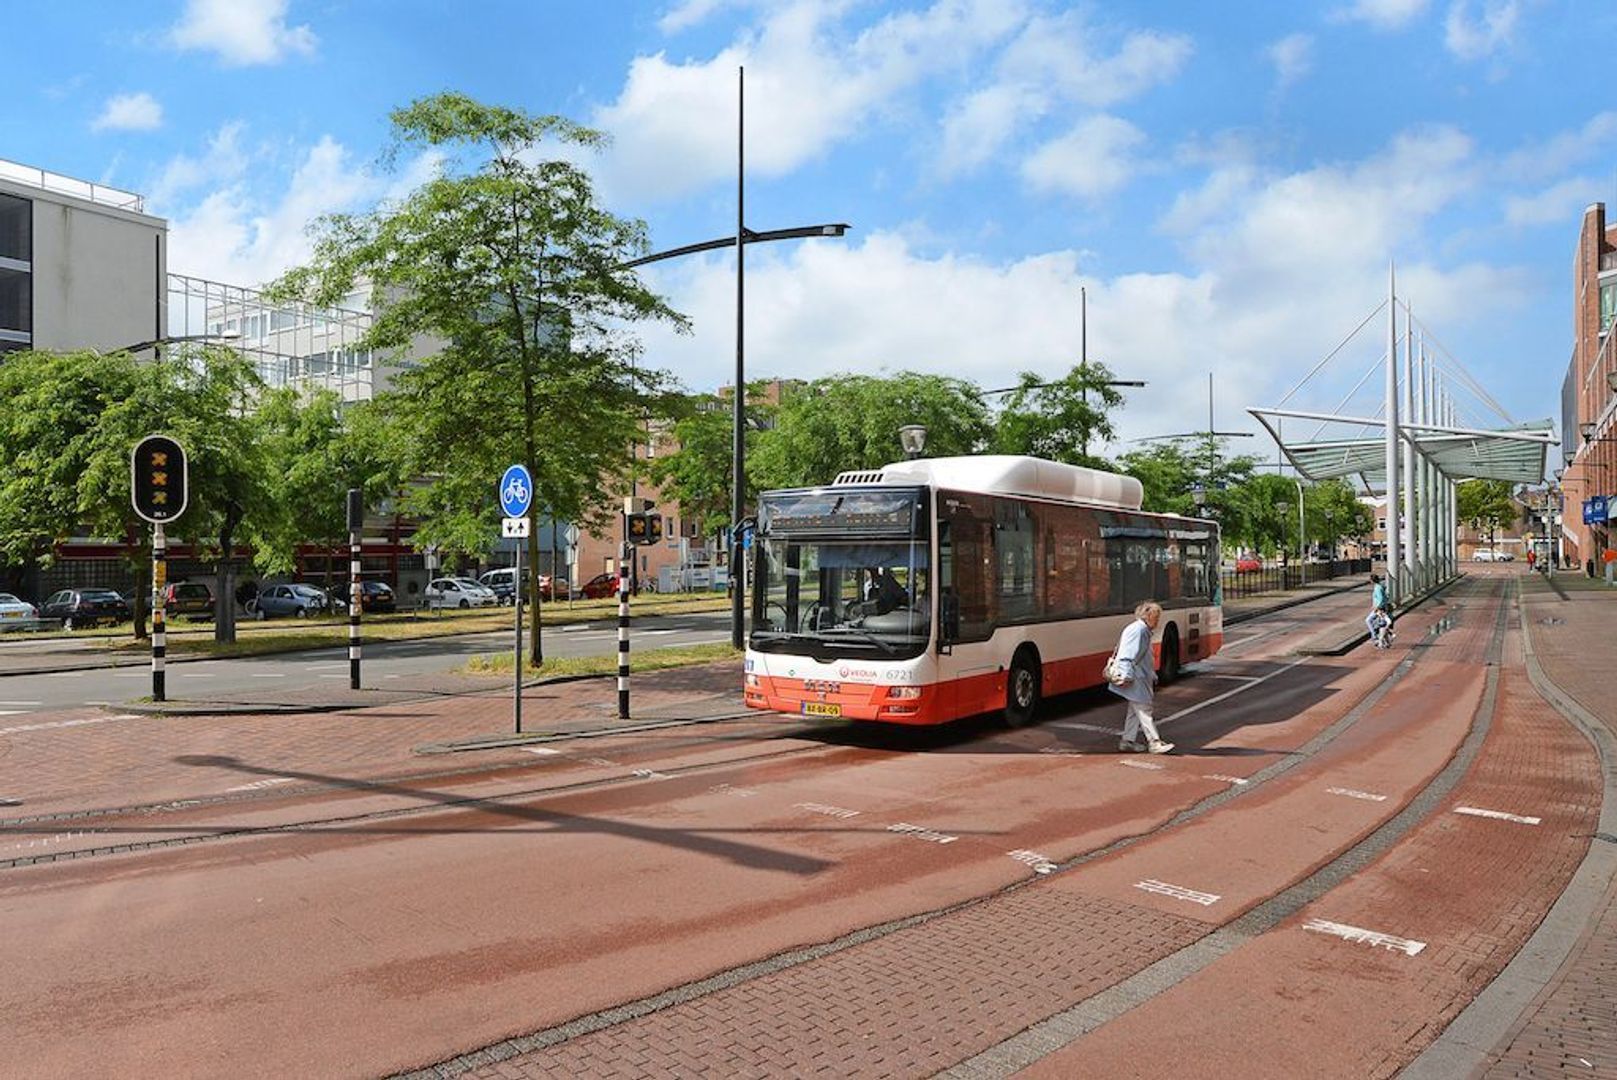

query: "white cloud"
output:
91 92 163 133
169 0 317 66
628 122 1528 448
1267 33 1314 91
1504 177 1603 227
996 11 1193 109
1499 112 1617 184
1443 0 1520 61
1332 0 1431 29
1021 115 1147 199
149 121 249 207
938 83 1041 176
167 136 377 285
591 0 1025 201
658 0 740 34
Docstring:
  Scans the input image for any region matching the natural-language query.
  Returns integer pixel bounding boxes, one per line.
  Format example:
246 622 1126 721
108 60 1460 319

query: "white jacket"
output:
1107 618 1157 704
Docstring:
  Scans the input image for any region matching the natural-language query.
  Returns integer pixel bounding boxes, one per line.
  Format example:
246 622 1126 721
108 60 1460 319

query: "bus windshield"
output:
753 535 931 660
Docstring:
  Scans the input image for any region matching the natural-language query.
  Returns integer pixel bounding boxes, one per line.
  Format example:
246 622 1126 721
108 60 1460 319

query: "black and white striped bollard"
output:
349 529 362 689
617 543 631 719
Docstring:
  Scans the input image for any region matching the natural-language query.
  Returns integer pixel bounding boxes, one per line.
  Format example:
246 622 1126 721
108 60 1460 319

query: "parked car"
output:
39 588 131 630
424 577 499 609
538 573 570 601
247 583 333 619
161 581 215 620
577 572 620 599
479 568 520 605
1473 549 1498 562
1496 551 1516 562
0 593 39 631
357 578 397 611
1234 555 1263 574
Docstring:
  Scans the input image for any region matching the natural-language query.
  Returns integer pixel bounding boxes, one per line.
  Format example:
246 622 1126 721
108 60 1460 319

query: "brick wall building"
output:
1559 203 1617 569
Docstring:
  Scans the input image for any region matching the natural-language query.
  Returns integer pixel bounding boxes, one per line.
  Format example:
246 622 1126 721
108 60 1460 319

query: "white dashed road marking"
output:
1009 849 1058 874
796 802 860 819
1327 787 1389 802
1202 774 1250 785
887 822 958 844
1455 806 1541 826
0 714 139 737
1120 759 1165 771
1135 879 1221 906
1303 918 1426 956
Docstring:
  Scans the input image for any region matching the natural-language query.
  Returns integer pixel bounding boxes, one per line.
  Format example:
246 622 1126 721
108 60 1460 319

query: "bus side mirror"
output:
940 591 960 643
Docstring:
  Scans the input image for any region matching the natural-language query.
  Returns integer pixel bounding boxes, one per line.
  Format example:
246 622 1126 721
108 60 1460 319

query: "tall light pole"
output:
620 67 850 649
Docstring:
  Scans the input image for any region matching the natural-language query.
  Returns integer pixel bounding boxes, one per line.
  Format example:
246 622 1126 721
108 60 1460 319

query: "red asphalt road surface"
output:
0 572 1598 1078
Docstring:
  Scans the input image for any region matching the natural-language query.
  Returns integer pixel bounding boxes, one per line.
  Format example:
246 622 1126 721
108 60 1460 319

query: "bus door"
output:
937 494 998 718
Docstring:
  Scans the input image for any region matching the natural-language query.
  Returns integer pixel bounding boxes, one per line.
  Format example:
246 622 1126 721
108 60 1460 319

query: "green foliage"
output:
648 388 775 538
268 92 687 565
1457 479 1518 544
0 346 273 638
749 373 993 490
987 363 1126 467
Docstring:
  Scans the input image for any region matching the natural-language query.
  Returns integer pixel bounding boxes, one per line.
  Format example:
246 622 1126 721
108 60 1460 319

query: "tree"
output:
648 387 775 540
1457 479 1518 552
1302 479 1375 556
748 372 992 491
270 93 686 665
250 388 403 590
988 364 1126 467
0 348 272 641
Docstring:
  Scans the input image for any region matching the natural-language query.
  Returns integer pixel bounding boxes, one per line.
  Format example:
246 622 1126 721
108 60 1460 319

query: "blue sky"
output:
6 0 1614 459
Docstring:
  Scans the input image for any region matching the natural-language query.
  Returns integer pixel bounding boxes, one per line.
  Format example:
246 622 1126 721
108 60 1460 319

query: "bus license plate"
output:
801 702 842 718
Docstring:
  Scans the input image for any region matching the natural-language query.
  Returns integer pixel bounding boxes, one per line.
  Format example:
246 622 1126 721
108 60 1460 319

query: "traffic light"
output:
647 513 663 544
627 512 650 544
131 435 189 523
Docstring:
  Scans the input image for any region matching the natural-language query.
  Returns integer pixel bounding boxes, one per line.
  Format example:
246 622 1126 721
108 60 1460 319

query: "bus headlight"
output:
746 673 761 688
887 686 921 699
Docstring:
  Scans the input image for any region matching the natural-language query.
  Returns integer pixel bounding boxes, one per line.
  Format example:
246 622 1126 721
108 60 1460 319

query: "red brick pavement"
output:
1022 618 1602 1079
1479 576 1617 1079
0 662 743 818
461 889 1210 1080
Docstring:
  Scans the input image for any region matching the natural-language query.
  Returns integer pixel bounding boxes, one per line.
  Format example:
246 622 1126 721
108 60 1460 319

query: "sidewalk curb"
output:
1295 573 1464 656
1399 579 1617 1080
415 709 756 754
109 662 741 718
1224 579 1367 627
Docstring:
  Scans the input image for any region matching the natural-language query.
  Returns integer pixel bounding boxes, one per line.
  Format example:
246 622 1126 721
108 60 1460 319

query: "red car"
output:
577 572 620 599
1234 556 1262 574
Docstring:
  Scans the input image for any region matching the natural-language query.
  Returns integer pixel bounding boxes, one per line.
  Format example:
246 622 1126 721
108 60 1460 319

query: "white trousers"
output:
1122 698 1161 744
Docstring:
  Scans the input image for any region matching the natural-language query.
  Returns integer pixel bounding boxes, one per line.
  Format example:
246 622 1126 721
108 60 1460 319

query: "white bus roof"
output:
833 455 1144 511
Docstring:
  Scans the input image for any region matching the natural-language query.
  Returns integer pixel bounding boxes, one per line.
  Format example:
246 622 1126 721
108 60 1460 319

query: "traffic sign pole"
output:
152 523 166 703
499 465 535 731
513 540 523 733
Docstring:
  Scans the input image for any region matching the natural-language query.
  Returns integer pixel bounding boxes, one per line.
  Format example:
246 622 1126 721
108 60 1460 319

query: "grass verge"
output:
85 593 732 659
461 641 740 679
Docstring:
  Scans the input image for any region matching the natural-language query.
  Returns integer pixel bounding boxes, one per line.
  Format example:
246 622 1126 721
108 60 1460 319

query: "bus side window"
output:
939 497 994 642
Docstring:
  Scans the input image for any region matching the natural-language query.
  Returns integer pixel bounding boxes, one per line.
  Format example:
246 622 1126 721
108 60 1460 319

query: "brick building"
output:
1559 203 1617 569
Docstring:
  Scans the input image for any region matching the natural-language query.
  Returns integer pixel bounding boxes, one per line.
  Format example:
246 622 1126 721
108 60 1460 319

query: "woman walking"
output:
1111 600 1173 755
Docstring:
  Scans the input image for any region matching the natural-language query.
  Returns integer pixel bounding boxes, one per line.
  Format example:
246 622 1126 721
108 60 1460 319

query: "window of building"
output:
0 193 28 262
1601 280 1617 335
0 266 30 340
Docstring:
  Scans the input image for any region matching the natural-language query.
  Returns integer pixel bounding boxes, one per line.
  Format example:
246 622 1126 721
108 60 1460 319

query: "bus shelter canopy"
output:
1247 408 1553 485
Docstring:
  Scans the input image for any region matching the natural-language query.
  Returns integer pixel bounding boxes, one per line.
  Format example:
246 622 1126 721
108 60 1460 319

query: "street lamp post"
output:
899 425 928 460
620 68 850 650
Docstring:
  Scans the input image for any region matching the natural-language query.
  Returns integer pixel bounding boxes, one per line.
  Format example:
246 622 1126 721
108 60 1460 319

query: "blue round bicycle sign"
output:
500 464 533 518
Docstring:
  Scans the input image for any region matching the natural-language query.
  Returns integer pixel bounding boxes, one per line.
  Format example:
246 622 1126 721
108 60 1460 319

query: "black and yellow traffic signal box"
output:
132 435 189 524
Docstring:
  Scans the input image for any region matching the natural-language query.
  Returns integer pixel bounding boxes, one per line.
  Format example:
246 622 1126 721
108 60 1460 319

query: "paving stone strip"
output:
396 584 1490 1079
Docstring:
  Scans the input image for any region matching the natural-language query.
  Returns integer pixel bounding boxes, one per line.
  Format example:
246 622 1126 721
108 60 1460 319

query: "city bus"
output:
744 455 1222 726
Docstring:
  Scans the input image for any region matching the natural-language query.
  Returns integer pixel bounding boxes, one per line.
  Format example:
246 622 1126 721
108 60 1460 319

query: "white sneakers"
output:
1120 738 1174 754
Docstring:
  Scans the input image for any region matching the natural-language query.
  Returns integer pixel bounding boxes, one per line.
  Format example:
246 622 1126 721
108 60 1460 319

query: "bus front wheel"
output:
1004 649 1042 728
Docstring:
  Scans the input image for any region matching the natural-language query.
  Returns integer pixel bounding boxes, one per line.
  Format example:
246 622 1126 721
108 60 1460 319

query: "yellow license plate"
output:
801 702 842 718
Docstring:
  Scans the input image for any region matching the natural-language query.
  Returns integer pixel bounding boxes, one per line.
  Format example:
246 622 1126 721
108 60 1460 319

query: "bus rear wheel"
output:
1159 625 1182 684
1004 649 1042 728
